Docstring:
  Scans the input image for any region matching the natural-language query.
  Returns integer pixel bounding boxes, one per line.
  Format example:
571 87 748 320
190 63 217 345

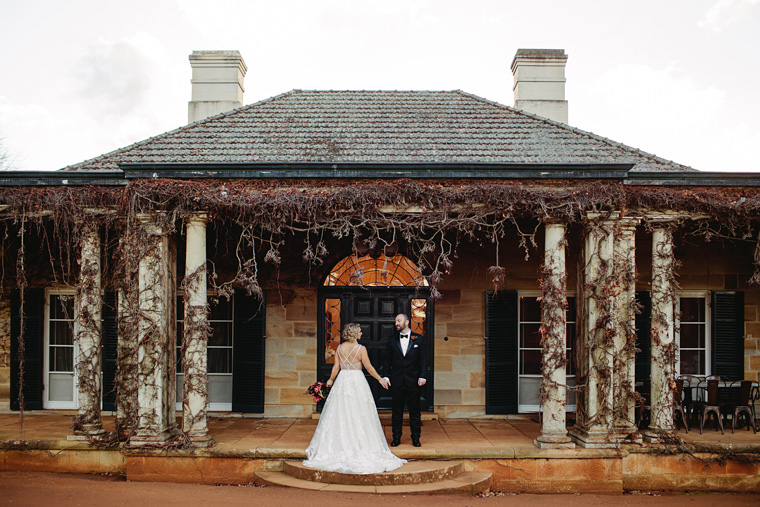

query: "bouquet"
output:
306 381 330 403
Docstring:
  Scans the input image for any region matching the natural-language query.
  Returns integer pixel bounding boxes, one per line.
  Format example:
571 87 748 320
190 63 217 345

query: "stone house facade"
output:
0 49 758 449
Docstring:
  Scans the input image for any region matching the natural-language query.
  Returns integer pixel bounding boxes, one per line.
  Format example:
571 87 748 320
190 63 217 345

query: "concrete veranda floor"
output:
1 412 759 457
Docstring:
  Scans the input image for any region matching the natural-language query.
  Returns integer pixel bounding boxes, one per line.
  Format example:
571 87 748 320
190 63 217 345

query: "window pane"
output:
51 295 74 319
50 321 73 345
176 348 183 373
680 298 705 322
176 297 185 316
50 346 73 372
208 375 233 403
520 323 541 348
520 297 541 322
209 297 232 320
325 298 341 364
208 348 232 373
411 299 427 337
680 323 704 348
48 372 74 402
519 376 541 406
520 349 542 375
565 323 576 347
680 350 704 375
209 322 232 347
176 322 184 346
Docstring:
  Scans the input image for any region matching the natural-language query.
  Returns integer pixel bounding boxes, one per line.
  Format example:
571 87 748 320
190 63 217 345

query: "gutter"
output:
0 165 759 187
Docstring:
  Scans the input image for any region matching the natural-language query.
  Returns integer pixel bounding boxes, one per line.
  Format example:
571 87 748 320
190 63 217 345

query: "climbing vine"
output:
1 178 760 448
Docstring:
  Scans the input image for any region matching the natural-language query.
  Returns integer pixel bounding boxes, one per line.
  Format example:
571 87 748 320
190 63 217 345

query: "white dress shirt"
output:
400 333 410 355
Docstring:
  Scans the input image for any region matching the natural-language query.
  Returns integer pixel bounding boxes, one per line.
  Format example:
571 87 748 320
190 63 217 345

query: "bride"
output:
303 323 406 474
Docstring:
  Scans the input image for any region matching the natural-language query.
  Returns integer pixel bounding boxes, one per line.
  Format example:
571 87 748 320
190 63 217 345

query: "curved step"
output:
255 470 492 495
284 460 464 485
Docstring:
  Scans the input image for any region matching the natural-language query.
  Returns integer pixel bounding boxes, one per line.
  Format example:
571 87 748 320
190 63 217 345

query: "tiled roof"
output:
62 90 695 172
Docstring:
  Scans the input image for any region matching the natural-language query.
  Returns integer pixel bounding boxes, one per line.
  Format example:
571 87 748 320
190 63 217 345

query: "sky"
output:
0 0 758 172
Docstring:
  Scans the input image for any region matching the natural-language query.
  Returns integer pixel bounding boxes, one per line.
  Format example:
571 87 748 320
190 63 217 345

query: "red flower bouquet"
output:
306 381 330 402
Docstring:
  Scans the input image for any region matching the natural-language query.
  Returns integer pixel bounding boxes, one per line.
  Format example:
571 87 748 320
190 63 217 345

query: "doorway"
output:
317 254 434 411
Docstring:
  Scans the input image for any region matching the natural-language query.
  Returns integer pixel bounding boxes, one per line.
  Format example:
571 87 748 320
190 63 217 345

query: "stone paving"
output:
1 412 758 457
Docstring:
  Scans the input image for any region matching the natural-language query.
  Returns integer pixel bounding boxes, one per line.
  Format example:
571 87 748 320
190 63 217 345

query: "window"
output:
176 295 234 411
518 293 576 412
676 294 710 376
324 254 428 287
44 292 76 409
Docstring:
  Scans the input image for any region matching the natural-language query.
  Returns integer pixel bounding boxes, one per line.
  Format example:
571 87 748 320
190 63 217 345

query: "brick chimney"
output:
511 49 568 123
188 50 247 124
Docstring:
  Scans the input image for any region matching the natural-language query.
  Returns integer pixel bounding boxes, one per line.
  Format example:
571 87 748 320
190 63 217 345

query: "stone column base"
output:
614 424 642 443
67 425 107 441
643 428 675 443
129 427 179 447
187 432 215 448
535 434 575 449
568 427 620 448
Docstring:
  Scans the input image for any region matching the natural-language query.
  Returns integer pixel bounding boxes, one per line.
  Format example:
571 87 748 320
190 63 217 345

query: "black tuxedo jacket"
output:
383 332 427 389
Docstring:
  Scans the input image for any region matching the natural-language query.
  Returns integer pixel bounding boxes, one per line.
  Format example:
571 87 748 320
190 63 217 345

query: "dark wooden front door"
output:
318 287 434 411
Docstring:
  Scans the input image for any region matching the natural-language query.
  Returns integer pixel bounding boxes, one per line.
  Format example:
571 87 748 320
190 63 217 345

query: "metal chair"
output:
674 378 689 432
727 380 758 433
699 379 725 434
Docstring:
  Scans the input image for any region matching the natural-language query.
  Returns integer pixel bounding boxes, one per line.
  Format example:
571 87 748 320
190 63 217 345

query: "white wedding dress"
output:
303 344 406 474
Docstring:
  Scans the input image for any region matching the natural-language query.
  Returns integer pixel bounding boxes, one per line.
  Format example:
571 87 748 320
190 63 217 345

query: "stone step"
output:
283 460 464 485
255 469 492 495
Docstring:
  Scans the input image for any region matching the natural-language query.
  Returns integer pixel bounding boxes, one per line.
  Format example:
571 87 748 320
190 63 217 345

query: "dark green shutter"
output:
232 290 266 413
712 291 744 381
635 291 651 383
10 288 44 411
101 291 118 411
485 290 518 414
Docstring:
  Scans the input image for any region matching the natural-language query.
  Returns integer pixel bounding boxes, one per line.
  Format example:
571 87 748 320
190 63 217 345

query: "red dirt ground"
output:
1 471 759 506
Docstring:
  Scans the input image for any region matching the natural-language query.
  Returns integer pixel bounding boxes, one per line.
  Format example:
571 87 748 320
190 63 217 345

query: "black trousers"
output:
391 384 421 440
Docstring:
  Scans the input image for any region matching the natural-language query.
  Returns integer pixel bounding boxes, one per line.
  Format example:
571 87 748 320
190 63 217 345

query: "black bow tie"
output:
401 334 409 339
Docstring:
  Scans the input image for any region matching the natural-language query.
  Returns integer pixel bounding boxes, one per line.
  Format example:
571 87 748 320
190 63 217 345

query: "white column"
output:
570 219 616 447
612 219 639 436
72 225 106 438
131 213 178 446
536 221 574 448
182 213 212 446
116 285 138 437
646 225 676 438
115 227 139 437
571 215 640 448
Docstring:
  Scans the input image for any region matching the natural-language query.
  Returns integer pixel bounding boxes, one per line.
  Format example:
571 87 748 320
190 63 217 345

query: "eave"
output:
0 164 759 187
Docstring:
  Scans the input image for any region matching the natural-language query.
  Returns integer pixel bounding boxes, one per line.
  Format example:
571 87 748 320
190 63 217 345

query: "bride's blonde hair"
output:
342 323 361 343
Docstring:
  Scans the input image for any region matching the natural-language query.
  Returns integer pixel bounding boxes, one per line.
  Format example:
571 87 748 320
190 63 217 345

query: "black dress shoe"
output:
412 438 421 447
391 439 400 447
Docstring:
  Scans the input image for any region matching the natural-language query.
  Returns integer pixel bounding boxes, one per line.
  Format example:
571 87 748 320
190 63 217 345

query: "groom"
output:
383 313 427 447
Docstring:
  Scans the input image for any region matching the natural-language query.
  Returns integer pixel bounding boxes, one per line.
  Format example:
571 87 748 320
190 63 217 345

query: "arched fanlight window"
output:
323 254 429 287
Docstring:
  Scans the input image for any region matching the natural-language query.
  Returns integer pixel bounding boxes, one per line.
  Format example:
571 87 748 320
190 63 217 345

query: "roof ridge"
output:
455 90 697 172
293 89 454 93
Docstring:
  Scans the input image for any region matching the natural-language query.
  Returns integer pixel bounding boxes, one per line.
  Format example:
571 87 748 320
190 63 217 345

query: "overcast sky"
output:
1 0 758 172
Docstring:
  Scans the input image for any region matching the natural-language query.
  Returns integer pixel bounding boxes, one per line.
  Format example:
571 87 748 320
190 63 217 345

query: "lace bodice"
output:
338 344 362 370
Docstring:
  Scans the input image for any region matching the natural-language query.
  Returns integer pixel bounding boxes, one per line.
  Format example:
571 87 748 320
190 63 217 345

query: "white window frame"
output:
517 290 576 413
43 288 78 409
675 291 711 377
176 292 235 412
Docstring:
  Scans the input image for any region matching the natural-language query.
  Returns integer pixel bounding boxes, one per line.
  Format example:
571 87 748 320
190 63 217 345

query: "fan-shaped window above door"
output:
323 254 429 287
